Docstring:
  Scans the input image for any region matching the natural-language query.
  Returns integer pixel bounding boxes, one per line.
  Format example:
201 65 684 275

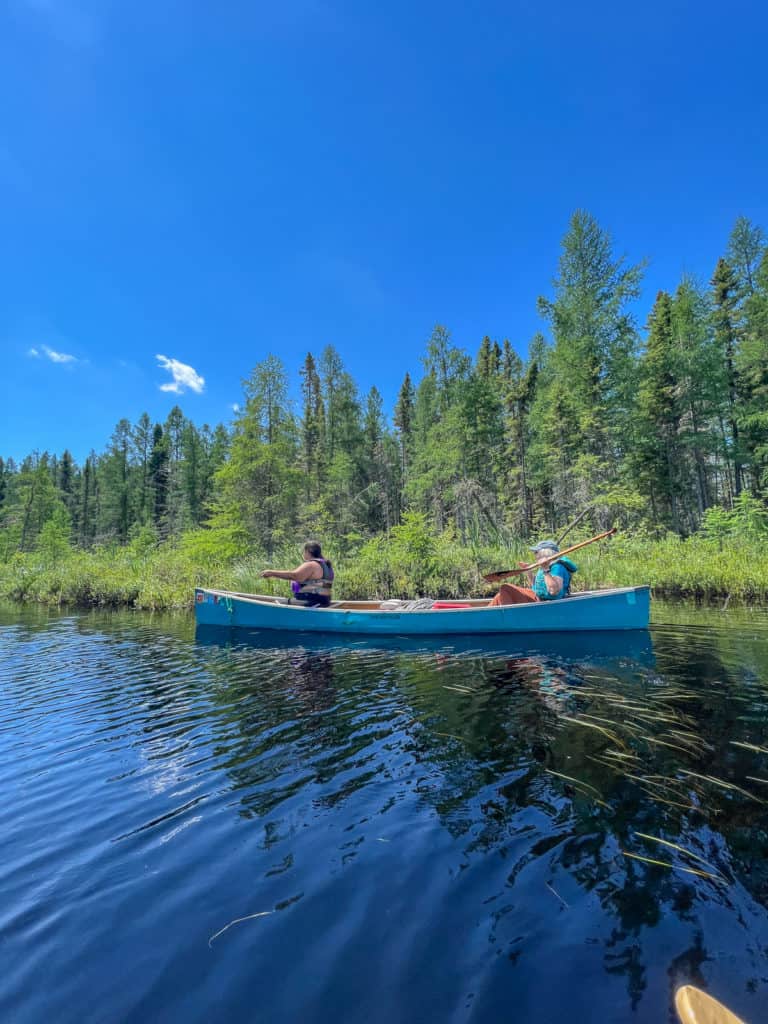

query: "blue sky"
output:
1 0 766 462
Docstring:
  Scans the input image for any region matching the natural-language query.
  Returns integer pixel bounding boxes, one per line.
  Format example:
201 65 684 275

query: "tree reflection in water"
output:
194 622 768 1017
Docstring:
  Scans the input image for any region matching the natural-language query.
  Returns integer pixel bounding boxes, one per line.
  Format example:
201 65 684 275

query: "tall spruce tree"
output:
738 249 768 492
99 420 133 543
633 292 683 530
501 340 539 535
132 413 153 525
394 372 415 487
534 210 643 520
214 355 300 553
80 454 97 547
299 352 324 503
670 277 720 517
148 425 170 535
711 257 745 497
727 216 766 298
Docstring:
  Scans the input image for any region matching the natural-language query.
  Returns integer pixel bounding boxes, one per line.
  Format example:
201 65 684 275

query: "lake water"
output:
2 602 768 1023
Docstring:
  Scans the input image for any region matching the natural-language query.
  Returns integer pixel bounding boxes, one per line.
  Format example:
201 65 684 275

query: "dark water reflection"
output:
2 603 768 1023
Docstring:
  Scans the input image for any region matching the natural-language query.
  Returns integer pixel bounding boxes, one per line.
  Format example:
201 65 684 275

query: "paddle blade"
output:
482 570 509 583
675 986 746 1024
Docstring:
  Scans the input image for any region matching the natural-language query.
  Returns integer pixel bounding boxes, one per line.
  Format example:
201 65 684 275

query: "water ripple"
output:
2 608 768 1022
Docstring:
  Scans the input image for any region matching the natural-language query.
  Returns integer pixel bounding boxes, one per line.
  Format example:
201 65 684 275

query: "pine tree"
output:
15 455 61 551
99 420 132 542
163 406 186 536
57 450 75 505
394 372 415 484
633 292 683 529
476 336 500 379
738 249 768 492
359 386 399 533
181 422 205 526
299 352 324 502
711 258 745 497
38 504 72 565
80 454 97 547
319 345 344 462
670 277 721 517
214 356 300 553
456 354 505 537
501 341 539 534
424 324 471 411
148 424 170 535
535 210 643 520
132 413 153 525
727 216 766 298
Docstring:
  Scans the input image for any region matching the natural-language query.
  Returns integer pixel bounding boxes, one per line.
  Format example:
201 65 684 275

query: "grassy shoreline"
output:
0 531 765 610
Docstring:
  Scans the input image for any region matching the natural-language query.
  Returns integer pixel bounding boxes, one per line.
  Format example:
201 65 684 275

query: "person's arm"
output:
538 559 564 597
518 561 536 587
261 561 318 582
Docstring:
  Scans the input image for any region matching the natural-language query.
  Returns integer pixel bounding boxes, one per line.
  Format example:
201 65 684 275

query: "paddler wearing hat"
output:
488 539 578 607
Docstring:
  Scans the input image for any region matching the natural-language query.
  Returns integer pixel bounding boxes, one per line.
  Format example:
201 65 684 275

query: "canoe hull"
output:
194 586 650 635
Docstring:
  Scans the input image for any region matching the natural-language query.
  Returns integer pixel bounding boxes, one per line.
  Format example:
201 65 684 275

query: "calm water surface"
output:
3 602 768 1023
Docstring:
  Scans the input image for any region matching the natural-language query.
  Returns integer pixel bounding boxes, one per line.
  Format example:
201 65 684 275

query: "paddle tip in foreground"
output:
675 985 746 1024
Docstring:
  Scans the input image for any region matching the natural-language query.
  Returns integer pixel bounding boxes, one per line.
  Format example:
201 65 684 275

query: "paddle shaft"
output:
483 528 617 583
556 504 594 547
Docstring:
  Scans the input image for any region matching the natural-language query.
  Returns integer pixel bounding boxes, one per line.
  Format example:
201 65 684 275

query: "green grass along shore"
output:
1 529 765 610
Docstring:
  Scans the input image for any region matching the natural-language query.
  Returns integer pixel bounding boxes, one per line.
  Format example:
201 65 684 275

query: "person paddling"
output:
260 541 335 608
488 539 576 606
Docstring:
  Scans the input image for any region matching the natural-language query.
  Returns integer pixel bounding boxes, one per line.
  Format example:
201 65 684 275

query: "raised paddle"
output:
675 985 746 1024
482 527 617 583
556 503 594 547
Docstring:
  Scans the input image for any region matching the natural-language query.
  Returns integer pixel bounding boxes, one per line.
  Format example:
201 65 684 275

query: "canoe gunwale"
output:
198 586 646 613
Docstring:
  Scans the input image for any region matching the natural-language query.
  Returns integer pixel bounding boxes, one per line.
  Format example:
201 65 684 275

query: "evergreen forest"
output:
3 211 768 606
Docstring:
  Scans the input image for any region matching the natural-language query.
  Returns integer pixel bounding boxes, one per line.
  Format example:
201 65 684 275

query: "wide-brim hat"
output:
530 539 559 553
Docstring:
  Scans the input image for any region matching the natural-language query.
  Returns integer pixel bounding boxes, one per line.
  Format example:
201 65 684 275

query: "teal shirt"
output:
533 561 571 601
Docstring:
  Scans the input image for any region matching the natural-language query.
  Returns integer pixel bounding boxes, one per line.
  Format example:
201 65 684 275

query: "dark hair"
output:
304 541 322 558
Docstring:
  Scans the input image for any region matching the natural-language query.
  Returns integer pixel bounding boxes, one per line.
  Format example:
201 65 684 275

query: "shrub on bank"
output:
0 527 766 609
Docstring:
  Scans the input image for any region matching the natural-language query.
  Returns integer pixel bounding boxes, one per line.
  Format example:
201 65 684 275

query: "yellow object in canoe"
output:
675 986 746 1024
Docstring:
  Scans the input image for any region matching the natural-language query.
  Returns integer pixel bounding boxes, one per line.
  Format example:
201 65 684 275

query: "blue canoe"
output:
194 586 650 635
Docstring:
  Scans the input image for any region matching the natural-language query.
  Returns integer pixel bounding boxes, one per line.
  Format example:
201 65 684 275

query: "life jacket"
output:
534 557 578 600
293 558 334 600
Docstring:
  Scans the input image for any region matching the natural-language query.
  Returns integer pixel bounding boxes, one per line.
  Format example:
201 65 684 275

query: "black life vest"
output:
295 558 334 599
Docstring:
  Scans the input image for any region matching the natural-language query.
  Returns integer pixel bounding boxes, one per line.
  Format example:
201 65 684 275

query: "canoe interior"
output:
219 591 493 611
200 589 636 611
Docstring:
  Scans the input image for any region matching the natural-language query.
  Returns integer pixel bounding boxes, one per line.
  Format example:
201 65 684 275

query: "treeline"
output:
0 411 229 560
2 209 767 562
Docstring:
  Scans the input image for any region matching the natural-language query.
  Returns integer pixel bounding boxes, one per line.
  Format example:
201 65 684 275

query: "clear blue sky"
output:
1 0 766 463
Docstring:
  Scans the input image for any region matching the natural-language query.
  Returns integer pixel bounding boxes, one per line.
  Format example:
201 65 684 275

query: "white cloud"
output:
156 354 205 395
28 344 77 362
42 344 77 364
231 403 240 414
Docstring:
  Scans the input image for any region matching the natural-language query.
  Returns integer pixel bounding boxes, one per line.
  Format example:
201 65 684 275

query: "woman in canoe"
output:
489 539 577 606
260 541 335 608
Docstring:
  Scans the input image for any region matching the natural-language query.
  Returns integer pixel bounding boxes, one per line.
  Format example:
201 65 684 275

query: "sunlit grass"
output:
1 528 767 609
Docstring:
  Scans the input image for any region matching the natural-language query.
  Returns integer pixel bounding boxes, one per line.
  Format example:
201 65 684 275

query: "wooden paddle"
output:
482 527 617 583
556 503 594 546
675 985 746 1024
